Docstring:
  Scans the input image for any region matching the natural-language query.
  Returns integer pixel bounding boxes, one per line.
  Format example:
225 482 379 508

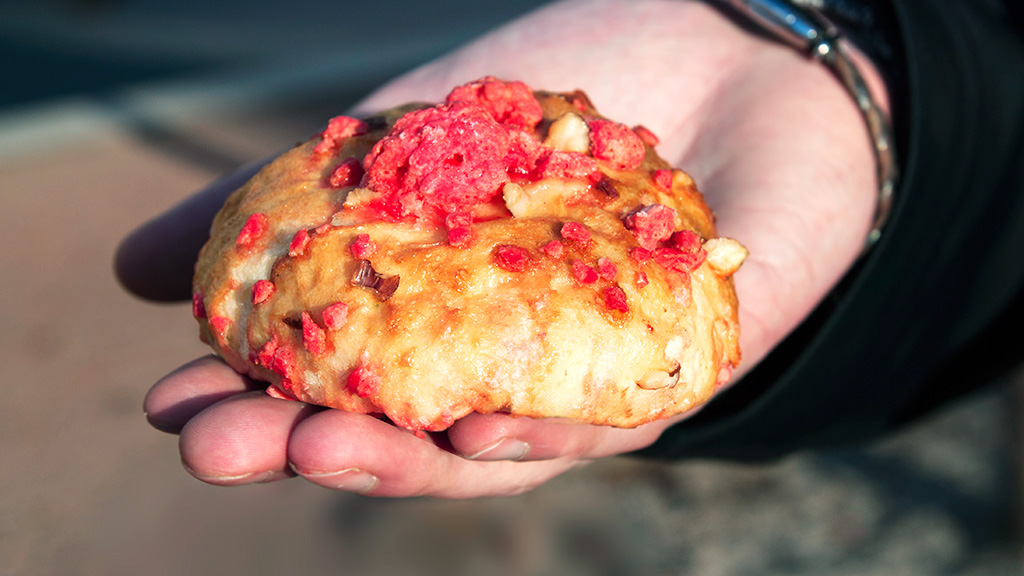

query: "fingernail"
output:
183 461 277 485
467 438 530 461
297 467 379 494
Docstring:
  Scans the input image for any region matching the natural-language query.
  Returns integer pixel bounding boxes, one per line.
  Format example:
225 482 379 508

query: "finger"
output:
143 355 264 433
288 410 582 498
114 158 268 302
179 391 318 486
446 412 680 462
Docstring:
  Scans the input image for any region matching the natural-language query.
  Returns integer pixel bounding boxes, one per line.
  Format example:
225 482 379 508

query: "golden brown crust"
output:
193 82 745 431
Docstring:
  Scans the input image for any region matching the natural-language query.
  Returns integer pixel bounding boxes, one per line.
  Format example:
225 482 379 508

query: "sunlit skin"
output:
116 0 886 498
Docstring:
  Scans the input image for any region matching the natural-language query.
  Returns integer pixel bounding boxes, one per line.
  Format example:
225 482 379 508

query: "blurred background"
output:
2 1 1023 574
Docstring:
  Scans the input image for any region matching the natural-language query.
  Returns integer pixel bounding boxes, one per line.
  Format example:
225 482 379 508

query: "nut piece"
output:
351 260 400 300
501 182 529 217
704 238 748 277
544 112 590 153
502 180 584 218
637 364 681 390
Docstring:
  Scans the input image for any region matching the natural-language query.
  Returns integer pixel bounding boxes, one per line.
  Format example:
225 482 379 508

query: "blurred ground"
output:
2 3 1024 574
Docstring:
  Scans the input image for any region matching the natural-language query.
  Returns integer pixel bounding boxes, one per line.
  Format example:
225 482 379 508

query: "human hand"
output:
117 0 885 497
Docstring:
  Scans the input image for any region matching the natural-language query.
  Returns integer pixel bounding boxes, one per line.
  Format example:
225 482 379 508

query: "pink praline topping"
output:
236 213 269 249
572 259 599 284
445 76 543 130
289 229 311 257
560 221 591 246
328 157 365 188
301 312 327 356
321 302 349 331
251 280 275 305
494 245 531 272
313 116 368 156
625 204 677 250
586 118 645 171
350 233 377 259
603 286 629 313
347 366 382 398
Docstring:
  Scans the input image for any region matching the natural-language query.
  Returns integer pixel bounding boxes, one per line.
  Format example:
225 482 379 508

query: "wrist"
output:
712 0 895 247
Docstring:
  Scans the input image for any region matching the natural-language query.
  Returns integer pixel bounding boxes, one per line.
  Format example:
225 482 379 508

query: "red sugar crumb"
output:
670 229 703 252
270 350 293 376
630 246 653 266
313 116 368 156
446 76 543 130
255 336 301 392
494 245 531 272
654 169 673 190
597 257 618 281
321 302 349 330
363 101 513 220
328 157 365 188
270 346 297 389
535 150 600 182
586 118 645 171
603 285 630 313
504 129 545 178
350 233 377 259
347 366 382 398
447 227 472 247
560 221 591 246
625 204 677 250
653 245 707 274
209 316 230 335
251 280 275 305
254 335 300 390
636 271 650 288
192 292 207 319
255 335 280 368
633 125 660 147
541 240 564 258
445 211 473 247
236 213 269 249
301 311 328 356
289 229 311 257
572 259 599 284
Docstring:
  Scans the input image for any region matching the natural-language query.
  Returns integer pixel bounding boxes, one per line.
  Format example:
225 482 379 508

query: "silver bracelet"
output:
716 0 898 248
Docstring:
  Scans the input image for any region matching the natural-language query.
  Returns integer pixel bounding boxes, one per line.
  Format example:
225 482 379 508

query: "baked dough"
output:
193 77 746 431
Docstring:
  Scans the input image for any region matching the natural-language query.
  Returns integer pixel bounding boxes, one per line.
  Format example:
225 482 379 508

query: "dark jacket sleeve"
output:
640 0 1024 461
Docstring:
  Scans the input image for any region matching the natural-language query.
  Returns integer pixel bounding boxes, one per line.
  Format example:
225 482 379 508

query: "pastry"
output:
192 77 746 431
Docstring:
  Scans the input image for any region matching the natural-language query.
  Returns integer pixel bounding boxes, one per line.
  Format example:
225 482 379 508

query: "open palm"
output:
118 0 883 497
